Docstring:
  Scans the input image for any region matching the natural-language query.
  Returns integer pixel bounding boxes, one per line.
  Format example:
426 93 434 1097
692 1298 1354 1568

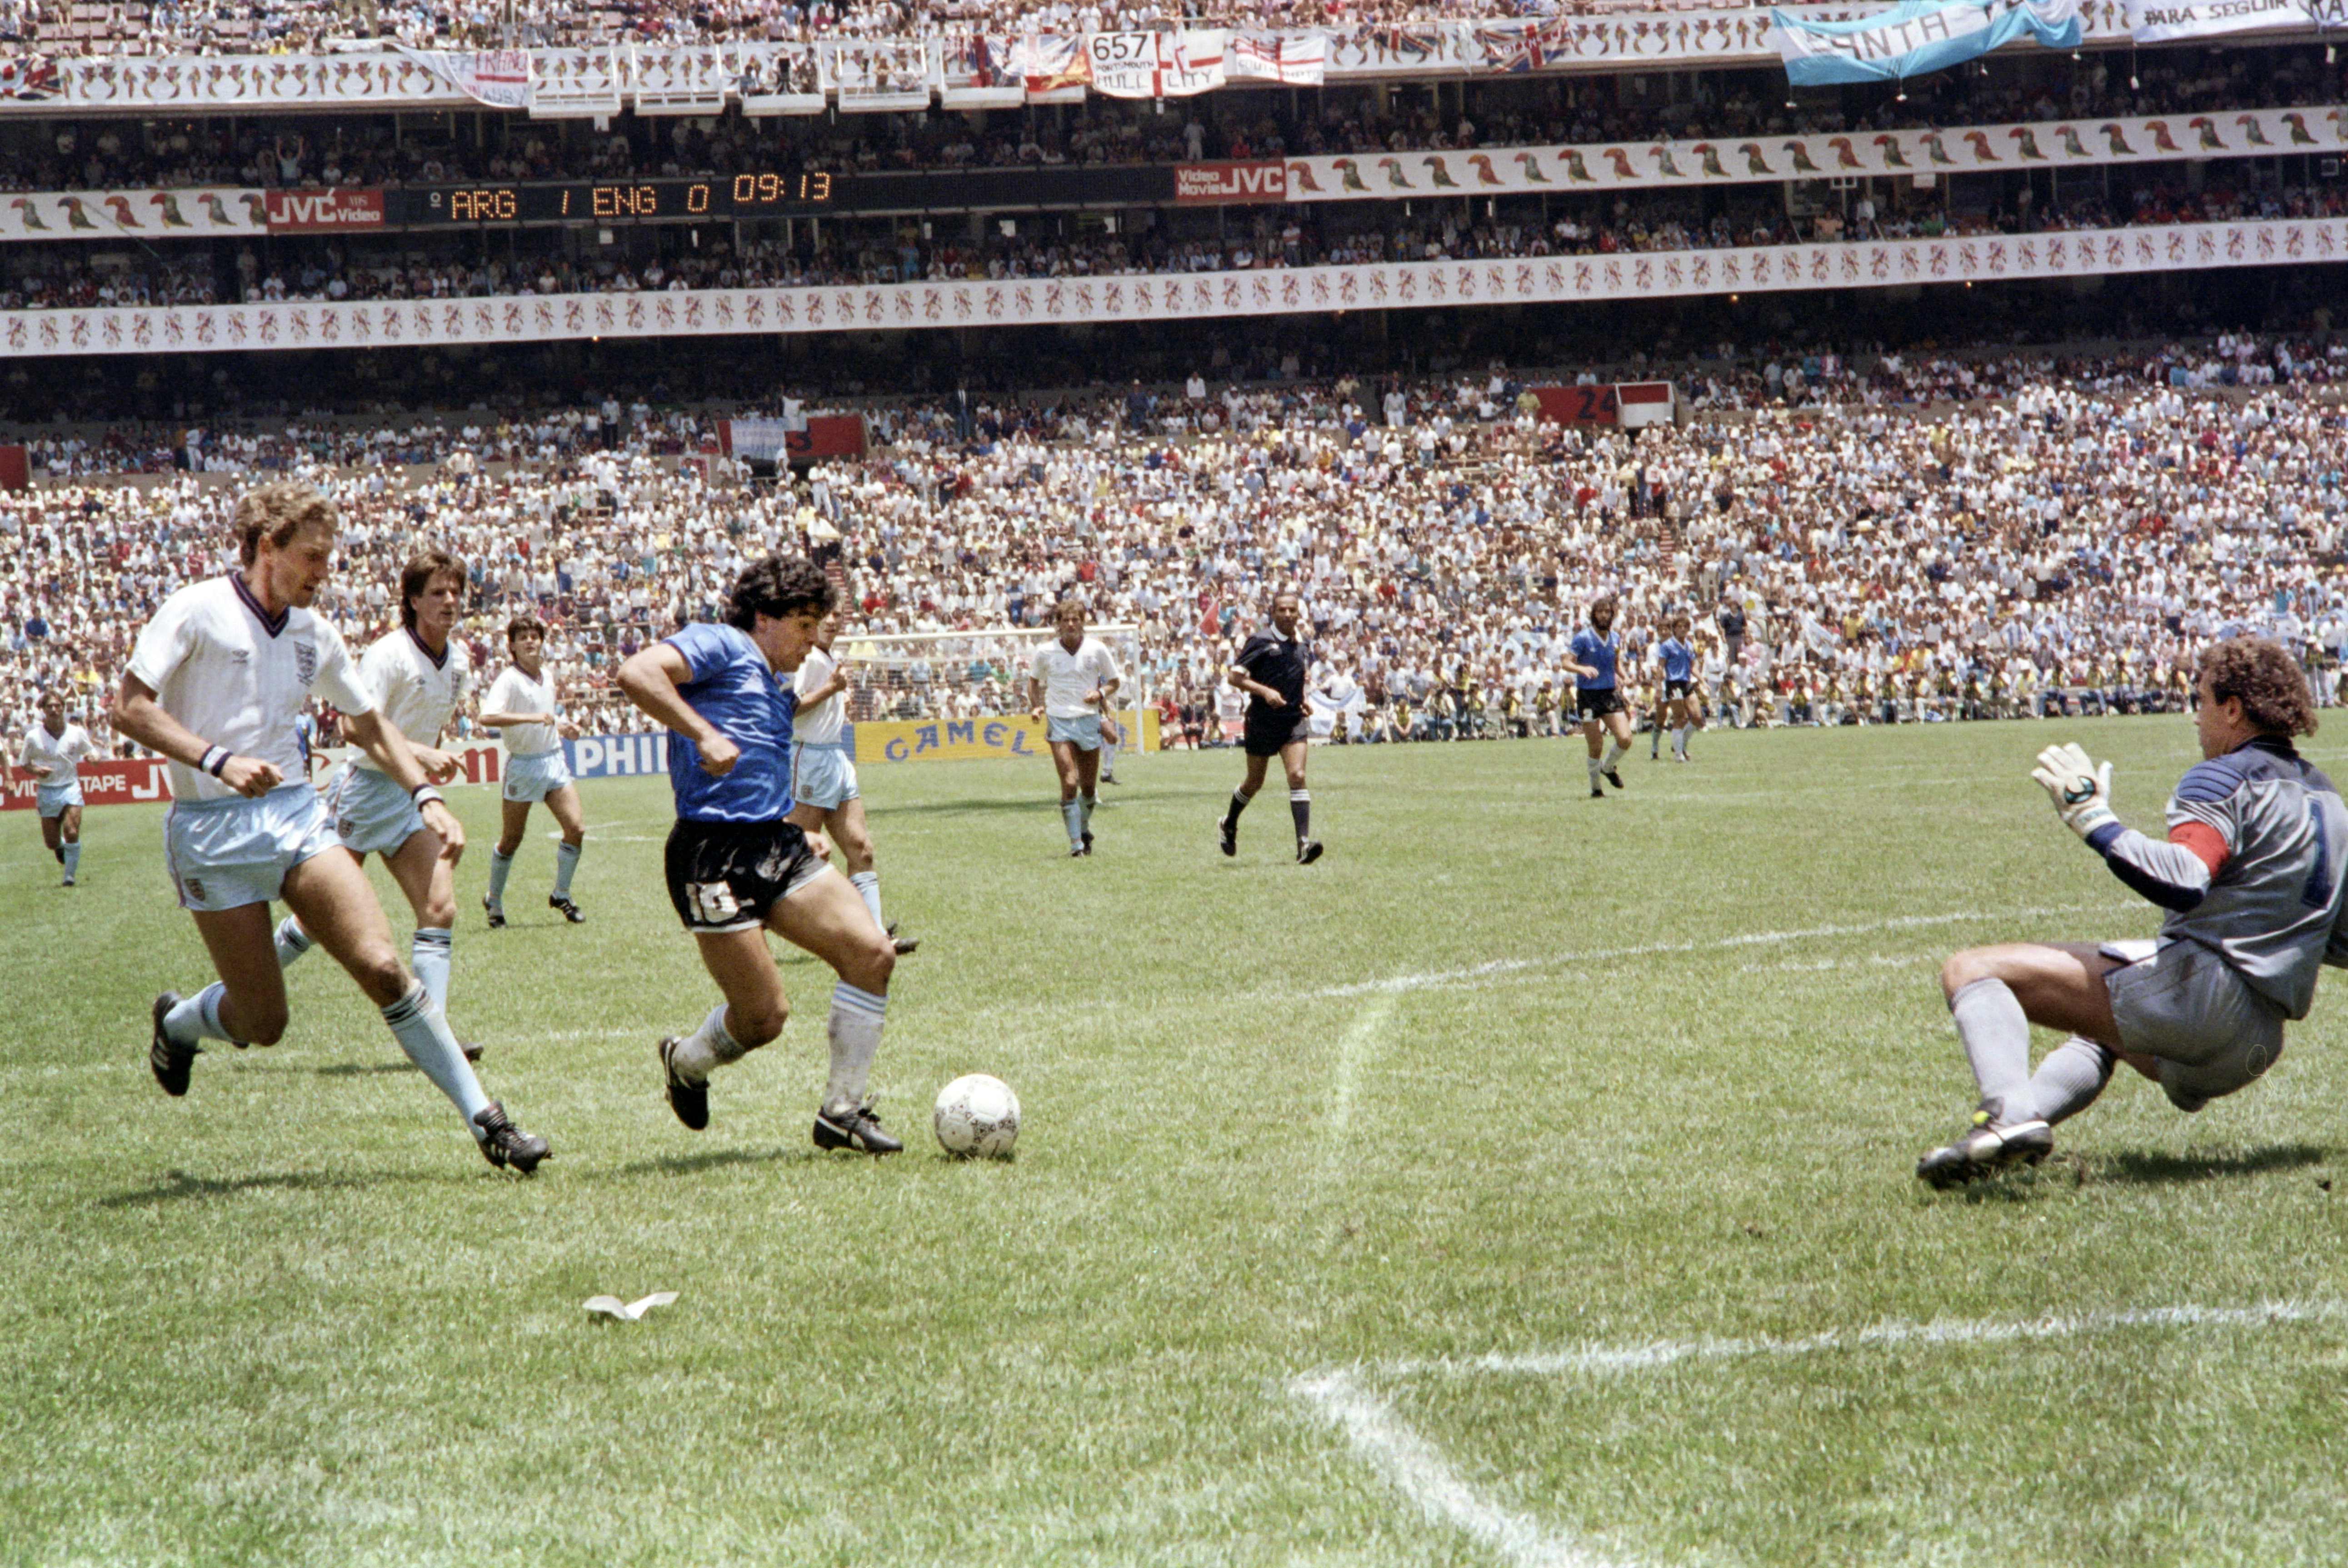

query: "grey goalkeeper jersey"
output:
2087 736 2348 1019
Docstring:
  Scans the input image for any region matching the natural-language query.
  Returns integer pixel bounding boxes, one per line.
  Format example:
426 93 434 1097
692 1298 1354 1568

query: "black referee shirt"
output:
1236 631 1309 723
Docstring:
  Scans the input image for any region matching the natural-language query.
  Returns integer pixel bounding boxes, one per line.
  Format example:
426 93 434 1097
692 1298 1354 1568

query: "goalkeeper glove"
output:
2032 742 2117 839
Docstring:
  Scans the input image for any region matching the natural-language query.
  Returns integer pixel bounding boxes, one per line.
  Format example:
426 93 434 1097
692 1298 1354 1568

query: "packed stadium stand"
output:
2 2 2343 757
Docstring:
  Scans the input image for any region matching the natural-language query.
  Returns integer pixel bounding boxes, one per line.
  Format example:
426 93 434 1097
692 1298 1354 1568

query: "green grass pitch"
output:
5 720 2348 1568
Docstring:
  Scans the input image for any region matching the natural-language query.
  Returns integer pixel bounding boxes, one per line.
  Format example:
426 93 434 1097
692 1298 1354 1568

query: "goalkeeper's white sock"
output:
1949 978 2038 1126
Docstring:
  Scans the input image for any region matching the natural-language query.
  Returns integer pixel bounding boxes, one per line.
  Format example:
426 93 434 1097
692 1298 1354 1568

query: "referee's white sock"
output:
381 982 493 1132
274 915 315 970
822 983 887 1116
849 870 884 929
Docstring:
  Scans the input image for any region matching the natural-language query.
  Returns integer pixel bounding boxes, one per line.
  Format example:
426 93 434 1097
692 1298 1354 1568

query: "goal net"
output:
830 624 1154 761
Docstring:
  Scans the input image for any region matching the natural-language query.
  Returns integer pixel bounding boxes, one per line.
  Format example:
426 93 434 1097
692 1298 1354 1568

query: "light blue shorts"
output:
792 742 860 810
503 747 574 804
164 783 340 912
36 779 83 817
1047 714 1103 752
327 763 425 857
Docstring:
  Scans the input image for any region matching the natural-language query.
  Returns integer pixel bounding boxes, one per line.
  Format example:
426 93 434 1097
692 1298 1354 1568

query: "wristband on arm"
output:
200 745 230 777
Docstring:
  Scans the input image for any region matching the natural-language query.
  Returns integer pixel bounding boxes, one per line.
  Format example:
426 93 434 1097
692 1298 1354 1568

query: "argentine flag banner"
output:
1771 0 2082 86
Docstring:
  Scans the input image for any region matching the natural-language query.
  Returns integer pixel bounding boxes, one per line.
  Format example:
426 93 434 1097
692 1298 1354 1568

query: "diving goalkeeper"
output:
1919 637 2348 1187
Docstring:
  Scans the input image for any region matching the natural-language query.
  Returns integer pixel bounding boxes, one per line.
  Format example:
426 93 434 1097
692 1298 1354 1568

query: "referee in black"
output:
1219 586 1324 864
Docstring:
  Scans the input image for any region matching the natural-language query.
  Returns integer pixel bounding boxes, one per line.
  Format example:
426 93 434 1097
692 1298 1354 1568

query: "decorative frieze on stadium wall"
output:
0 218 2333 358
2 4 2226 119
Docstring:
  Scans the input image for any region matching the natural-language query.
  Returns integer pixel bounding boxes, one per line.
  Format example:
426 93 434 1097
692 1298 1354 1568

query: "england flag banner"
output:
1772 0 2082 86
2125 0 2308 39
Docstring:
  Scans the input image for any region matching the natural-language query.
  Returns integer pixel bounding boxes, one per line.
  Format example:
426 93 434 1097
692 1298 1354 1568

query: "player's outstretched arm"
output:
345 708 465 856
618 644 738 777
112 674 281 798
2032 742 2223 912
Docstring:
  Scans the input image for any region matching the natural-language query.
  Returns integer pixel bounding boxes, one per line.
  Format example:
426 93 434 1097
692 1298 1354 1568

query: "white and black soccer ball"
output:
933 1073 1020 1159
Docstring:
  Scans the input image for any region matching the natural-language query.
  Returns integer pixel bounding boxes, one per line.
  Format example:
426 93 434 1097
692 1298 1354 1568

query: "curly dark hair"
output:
2199 637 2318 738
726 554 835 631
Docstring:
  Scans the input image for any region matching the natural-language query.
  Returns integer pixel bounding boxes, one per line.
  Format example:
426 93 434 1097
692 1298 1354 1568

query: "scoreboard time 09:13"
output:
416 172 836 224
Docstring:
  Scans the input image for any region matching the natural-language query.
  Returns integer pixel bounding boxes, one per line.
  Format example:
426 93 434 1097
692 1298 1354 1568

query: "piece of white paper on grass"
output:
584 1292 678 1321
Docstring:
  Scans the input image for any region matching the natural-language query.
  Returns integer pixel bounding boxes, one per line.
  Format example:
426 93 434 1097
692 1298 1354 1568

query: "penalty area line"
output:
1307 902 2140 1000
1292 1299 2342 1568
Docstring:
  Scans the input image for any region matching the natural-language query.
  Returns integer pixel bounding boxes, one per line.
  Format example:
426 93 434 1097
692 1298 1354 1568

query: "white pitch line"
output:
1291 1300 2343 1567
1290 1369 1616 1568
1306 902 2137 1001
1316 992 1399 1197
1386 1298 2348 1380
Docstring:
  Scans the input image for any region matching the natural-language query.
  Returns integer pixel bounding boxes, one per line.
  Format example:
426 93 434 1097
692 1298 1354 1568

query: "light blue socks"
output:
275 914 315 969
411 928 453 1013
486 848 514 907
553 841 581 898
60 842 79 883
1062 799 1084 848
849 870 884 929
381 983 491 1130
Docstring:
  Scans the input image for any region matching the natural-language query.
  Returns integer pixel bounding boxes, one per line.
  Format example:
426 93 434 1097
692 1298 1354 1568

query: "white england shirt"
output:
126 575 377 804
484 664 561 756
1029 637 1122 719
794 644 846 745
17 720 93 785
353 628 470 774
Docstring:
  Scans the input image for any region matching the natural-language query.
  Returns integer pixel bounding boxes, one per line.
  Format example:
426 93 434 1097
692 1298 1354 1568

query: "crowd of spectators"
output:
6 329 2346 759
0 51 2332 193
0 162 2332 313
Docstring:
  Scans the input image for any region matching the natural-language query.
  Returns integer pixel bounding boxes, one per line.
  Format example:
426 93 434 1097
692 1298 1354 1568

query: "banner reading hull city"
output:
1773 0 2083 85
0 219 2337 358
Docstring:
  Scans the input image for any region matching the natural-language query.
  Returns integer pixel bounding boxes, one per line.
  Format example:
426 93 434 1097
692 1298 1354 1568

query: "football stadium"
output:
6 1 2348 1562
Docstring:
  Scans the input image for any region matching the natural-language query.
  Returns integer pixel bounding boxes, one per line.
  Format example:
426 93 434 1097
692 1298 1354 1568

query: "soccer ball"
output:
933 1074 1020 1159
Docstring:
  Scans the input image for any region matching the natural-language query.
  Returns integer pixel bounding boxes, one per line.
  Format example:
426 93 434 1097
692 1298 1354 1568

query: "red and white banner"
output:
1174 161 1289 205
3 757 171 811
1088 30 1226 98
1226 31 1326 85
0 186 265 242
1618 381 1676 428
263 188 386 234
1279 105 2344 204
0 219 2334 357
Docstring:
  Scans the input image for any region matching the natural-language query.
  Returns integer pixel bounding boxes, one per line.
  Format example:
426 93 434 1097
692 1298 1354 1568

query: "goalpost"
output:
829 624 1154 764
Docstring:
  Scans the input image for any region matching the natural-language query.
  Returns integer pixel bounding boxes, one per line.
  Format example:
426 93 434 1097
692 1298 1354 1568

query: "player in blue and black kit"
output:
1564 596 1635 798
1652 613 1700 764
616 555 903 1154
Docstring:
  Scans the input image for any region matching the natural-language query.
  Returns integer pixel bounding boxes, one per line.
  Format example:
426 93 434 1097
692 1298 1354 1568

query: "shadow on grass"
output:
310 1061 421 1077
2090 1144 2329 1185
98 1167 430 1208
1932 1143 2329 1203
878 790 1185 818
604 1146 809 1178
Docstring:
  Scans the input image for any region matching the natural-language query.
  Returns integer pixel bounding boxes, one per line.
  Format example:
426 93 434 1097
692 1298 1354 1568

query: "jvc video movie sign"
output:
1174 161 1289 205
264 188 385 233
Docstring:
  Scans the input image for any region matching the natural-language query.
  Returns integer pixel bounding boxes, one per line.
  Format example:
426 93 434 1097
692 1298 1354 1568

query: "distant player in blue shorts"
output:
17 689 93 886
479 615 587 928
1565 596 1634 798
618 555 903 1154
1920 638 2348 1185
1651 613 1700 764
115 481 546 1172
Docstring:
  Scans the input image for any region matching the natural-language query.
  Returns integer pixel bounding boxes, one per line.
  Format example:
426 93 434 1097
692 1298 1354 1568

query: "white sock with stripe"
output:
823 983 887 1116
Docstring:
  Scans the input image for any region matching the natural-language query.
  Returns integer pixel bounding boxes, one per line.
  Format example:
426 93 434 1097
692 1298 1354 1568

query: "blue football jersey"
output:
1659 638 1695 683
661 622 799 824
1570 628 1619 690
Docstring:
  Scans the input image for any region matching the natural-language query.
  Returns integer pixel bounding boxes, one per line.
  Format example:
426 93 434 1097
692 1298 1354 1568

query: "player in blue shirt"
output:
616 555 903 1154
1651 613 1701 764
1564 596 1635 799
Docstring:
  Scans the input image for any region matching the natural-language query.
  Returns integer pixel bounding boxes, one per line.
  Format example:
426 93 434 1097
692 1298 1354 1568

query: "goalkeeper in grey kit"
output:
1918 638 2348 1186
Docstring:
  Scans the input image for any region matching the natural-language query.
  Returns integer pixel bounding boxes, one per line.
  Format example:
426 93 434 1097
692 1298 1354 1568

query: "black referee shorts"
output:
1244 714 1312 757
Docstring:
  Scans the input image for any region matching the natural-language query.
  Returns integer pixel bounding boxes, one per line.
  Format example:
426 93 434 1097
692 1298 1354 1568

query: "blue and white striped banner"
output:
1771 0 2082 85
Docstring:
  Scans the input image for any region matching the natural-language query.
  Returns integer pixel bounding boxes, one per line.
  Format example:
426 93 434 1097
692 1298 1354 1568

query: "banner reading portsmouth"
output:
1772 0 2083 85
2124 0 2307 39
